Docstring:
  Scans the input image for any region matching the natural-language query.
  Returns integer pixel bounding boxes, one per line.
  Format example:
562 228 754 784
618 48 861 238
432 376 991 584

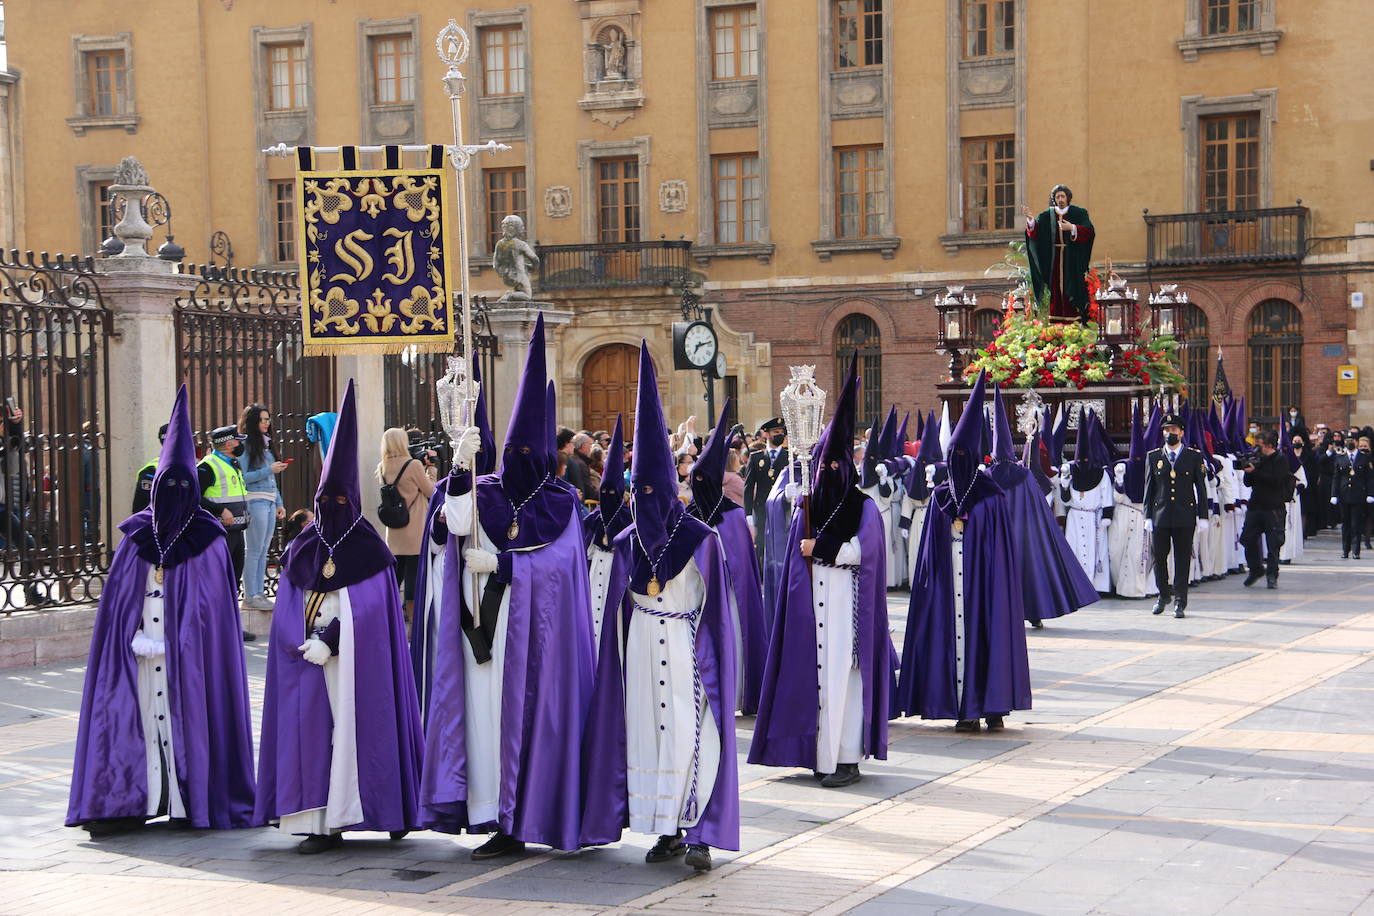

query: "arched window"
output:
1179 303 1209 400
835 313 882 423
971 308 1001 349
1247 299 1302 426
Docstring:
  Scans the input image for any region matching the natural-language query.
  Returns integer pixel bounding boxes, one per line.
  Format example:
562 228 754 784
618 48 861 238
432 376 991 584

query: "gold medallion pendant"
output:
507 520 520 540
647 575 661 597
953 518 965 535
322 557 337 579
154 565 165 585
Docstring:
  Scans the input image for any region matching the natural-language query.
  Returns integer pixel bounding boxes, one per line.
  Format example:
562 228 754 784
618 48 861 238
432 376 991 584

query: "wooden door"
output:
582 344 640 437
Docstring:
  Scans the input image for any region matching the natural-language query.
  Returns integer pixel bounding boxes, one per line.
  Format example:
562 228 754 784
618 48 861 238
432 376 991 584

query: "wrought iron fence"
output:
382 295 499 468
536 239 692 290
0 250 112 613
174 263 335 596
1145 206 1308 267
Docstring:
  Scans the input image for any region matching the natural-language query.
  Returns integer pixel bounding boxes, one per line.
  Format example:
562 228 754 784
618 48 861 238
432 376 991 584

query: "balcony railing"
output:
535 239 692 290
1145 206 1307 267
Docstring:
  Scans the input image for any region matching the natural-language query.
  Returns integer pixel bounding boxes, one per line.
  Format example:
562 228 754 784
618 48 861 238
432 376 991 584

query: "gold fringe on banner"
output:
303 340 457 357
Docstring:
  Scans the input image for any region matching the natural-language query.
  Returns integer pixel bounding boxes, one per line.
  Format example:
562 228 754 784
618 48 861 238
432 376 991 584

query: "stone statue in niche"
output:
492 214 540 302
601 27 627 80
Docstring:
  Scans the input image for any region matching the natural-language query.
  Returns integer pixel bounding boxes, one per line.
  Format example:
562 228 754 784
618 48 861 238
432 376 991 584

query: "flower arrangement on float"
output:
962 243 1187 392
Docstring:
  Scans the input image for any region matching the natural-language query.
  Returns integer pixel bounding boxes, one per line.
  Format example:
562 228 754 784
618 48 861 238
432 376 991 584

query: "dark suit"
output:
1333 450 1372 558
743 445 788 561
1142 446 1208 604
1239 450 1292 582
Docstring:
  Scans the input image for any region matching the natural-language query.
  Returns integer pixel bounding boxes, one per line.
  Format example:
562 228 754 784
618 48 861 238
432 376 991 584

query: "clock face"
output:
715 352 727 380
683 322 717 367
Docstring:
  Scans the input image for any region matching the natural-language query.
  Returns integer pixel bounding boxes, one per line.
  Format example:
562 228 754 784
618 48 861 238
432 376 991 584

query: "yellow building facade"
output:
5 0 1373 428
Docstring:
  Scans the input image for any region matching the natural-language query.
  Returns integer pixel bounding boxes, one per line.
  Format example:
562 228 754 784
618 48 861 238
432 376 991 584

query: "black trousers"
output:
1240 508 1285 580
1341 503 1366 557
1152 523 1195 603
225 528 245 593
751 509 767 564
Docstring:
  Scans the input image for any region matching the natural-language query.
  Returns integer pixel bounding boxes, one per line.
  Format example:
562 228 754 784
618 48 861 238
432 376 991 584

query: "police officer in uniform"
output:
131 424 170 514
743 417 788 562
1331 435 1373 559
1142 413 1208 618
200 425 254 640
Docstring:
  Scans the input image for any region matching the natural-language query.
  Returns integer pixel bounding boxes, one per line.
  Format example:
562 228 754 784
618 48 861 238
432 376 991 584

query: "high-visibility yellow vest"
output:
200 451 248 531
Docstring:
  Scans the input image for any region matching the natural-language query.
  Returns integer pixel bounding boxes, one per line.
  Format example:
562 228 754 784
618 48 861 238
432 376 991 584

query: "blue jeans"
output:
243 498 277 597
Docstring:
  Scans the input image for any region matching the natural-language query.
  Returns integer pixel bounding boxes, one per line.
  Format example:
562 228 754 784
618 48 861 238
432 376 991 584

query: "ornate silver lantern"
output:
778 365 827 497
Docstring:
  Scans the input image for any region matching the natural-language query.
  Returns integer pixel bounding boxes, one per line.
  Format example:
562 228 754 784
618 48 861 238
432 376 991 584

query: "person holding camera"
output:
1142 413 1208 618
376 428 437 616
1331 434 1372 559
1239 430 1294 589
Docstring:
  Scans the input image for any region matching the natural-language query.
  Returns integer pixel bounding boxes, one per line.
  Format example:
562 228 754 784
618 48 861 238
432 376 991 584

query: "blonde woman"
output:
376 428 437 615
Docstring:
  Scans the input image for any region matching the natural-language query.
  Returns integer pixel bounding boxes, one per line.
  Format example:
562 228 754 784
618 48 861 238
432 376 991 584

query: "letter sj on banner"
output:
298 154 457 355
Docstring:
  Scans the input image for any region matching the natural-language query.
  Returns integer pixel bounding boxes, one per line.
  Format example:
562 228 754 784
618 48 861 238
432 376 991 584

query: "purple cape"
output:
897 481 1032 720
761 464 795 628
988 461 1098 621
716 505 768 715
580 530 739 851
67 537 255 828
418 497 595 850
748 500 890 768
253 568 425 832
410 484 450 725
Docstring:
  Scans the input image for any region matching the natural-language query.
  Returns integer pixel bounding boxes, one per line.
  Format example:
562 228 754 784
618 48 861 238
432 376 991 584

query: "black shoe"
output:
820 763 862 788
645 832 686 863
24 587 48 608
812 770 825 781
1151 598 1167 615
1173 603 1186 619
1243 571 1263 587
166 817 193 831
83 817 144 838
389 830 409 841
472 831 525 861
242 630 258 643
297 833 344 855
1266 577 1278 589
1342 554 1349 559
954 719 981 733
1030 619 1044 629
685 843 713 872
985 715 1005 732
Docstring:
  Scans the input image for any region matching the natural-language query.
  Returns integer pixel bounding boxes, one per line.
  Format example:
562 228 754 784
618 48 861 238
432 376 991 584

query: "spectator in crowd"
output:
376 427 437 617
131 424 170 514
723 448 746 506
676 451 694 504
1 403 45 607
570 432 598 501
199 424 254 641
1291 430 1320 540
589 445 606 492
558 427 591 498
1240 430 1293 590
238 404 288 610
282 508 313 545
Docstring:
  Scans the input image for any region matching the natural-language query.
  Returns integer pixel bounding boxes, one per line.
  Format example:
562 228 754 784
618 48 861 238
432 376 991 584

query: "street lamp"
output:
1095 274 1138 372
935 285 976 379
1148 284 1189 342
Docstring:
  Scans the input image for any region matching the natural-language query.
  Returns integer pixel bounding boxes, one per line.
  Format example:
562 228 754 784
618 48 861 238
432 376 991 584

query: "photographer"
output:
376 427 437 617
1331 434 1372 559
1238 430 1293 589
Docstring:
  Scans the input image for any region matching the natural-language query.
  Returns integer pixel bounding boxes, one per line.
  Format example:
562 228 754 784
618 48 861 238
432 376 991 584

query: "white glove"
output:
452 426 482 472
1113 464 1126 485
464 547 499 574
1197 519 1210 531
298 637 331 666
1060 462 1072 478
876 464 889 481
925 465 937 487
784 482 802 502
131 632 165 658
1098 517 1111 530
1143 520 1153 534
1367 496 1373 504
1332 497 1339 505
901 527 910 540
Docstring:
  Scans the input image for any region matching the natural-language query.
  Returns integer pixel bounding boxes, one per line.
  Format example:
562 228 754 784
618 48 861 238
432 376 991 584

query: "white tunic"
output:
137 568 185 820
1281 466 1307 561
621 557 721 838
951 526 968 714
279 588 364 835
1061 475 1113 592
902 493 929 586
813 535 865 773
1107 489 1156 599
415 533 446 701
859 481 899 588
887 481 908 589
587 543 617 659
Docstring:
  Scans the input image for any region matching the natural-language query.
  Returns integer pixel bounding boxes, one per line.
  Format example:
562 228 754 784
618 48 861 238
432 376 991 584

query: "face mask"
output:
770 433 784 447
1165 433 1180 447
1289 410 1298 417
1248 427 1258 434
1350 442 1360 451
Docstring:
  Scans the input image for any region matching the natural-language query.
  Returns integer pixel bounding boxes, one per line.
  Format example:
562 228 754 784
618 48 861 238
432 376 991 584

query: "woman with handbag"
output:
376 428 437 617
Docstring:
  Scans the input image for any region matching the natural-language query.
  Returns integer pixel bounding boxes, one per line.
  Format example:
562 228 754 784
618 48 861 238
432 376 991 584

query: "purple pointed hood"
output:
810 352 865 543
500 311 554 498
859 407 892 488
1144 402 1164 451
991 385 1016 463
595 414 631 542
915 410 925 441
1069 409 1108 490
945 369 988 504
473 358 497 476
689 399 738 525
897 412 910 451
283 378 393 592
1119 403 1147 502
903 409 942 496
1046 405 1070 467
119 385 225 568
629 341 709 592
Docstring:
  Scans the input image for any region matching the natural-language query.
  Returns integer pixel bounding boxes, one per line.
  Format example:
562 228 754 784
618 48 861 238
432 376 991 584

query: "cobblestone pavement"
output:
2 533 1373 915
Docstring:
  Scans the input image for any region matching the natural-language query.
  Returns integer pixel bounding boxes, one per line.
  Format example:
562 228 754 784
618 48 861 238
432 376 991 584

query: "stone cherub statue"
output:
492 214 539 302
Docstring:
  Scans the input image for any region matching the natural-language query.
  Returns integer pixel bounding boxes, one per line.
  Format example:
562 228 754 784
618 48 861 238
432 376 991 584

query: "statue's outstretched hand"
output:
1021 205 1035 220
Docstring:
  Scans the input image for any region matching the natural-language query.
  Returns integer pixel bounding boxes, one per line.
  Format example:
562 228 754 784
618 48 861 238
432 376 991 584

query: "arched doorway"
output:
1247 299 1302 426
835 313 882 424
1179 303 1210 400
582 343 641 436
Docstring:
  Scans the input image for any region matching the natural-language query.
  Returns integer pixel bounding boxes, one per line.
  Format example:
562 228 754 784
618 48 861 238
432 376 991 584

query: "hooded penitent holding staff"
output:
897 370 1031 733
254 379 425 854
419 312 596 860
581 341 738 873
584 414 630 660
68 385 256 837
749 353 891 787
687 400 769 716
1023 184 1095 322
